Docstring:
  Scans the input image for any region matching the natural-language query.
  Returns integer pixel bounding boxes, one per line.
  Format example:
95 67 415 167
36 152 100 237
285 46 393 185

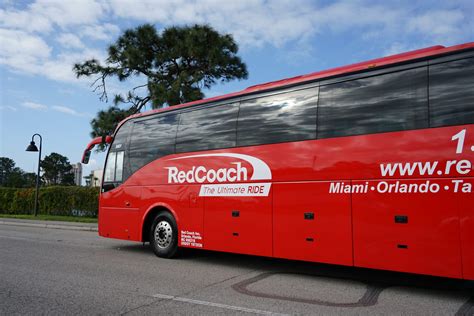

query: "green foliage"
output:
41 152 75 186
74 23 248 141
0 187 16 212
5 168 28 187
11 189 34 214
0 157 15 185
22 172 37 188
0 157 37 188
90 106 135 150
0 214 97 223
0 186 99 217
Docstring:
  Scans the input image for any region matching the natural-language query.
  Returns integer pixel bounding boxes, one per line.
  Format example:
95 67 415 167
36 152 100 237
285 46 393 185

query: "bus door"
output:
99 150 141 241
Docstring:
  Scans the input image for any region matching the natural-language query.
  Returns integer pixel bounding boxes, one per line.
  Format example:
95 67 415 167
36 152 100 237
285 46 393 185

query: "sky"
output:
0 0 473 184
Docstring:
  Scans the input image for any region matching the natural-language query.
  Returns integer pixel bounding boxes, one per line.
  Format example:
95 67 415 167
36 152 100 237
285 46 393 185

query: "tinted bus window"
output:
129 114 179 174
429 57 474 127
111 121 131 152
104 152 116 183
176 103 239 153
318 67 428 138
115 151 124 181
104 121 131 184
237 88 318 146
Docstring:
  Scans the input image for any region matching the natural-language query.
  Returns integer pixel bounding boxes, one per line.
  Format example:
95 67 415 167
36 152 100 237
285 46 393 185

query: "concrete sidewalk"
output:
0 217 98 232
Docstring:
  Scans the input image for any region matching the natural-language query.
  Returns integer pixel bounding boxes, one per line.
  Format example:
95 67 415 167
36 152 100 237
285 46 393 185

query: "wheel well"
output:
142 207 171 242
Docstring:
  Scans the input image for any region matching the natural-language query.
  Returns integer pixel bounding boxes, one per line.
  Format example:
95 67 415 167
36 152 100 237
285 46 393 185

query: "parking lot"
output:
1 224 473 315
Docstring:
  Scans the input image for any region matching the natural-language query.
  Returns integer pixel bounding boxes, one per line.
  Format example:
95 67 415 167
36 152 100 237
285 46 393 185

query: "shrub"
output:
0 187 16 213
11 188 35 214
0 186 99 217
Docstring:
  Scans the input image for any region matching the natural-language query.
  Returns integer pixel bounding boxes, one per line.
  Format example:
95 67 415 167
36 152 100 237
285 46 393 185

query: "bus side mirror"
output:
103 135 113 145
81 136 112 165
82 150 91 164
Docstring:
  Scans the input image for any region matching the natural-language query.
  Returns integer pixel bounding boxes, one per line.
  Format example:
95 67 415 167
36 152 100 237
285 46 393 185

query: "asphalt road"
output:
1 224 473 315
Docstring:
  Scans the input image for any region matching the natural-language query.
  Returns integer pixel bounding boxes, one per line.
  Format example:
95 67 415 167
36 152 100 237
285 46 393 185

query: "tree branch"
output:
91 73 109 102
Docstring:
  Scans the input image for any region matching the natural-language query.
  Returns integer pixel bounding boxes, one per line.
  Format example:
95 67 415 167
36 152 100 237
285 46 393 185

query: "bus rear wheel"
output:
150 212 178 258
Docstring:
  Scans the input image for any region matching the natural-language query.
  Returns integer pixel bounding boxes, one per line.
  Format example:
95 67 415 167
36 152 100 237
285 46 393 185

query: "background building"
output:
72 163 82 186
92 169 103 187
84 169 103 187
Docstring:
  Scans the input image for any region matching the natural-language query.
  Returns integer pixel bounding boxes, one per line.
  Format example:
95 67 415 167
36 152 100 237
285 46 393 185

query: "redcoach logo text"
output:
165 153 272 197
167 162 248 184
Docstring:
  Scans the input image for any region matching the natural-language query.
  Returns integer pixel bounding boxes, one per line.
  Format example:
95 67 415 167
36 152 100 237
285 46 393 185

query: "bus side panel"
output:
204 194 272 256
141 184 204 248
459 178 474 280
99 186 141 241
273 182 353 266
352 179 463 279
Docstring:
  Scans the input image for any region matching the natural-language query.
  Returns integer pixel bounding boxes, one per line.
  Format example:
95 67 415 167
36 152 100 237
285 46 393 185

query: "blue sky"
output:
1 0 473 183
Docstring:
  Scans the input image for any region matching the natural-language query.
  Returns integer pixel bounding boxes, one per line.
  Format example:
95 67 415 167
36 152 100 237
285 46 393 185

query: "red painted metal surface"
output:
99 186 141 240
205 195 272 256
459 178 474 280
82 136 112 163
97 124 474 280
140 185 202 246
94 42 474 280
352 178 463 279
273 182 352 266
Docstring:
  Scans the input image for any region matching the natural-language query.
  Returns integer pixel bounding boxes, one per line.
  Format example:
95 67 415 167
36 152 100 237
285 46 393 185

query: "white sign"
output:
199 183 272 197
166 153 272 197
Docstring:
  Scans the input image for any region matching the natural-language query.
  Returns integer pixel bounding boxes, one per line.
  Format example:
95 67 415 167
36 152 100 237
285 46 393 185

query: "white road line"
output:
151 293 289 315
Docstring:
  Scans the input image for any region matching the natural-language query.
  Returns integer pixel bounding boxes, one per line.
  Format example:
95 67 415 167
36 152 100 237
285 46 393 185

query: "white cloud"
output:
407 9 465 43
0 29 51 68
106 0 472 50
108 0 319 48
38 48 108 83
0 1 111 84
0 27 107 83
21 101 48 110
0 7 53 33
18 102 91 117
0 0 472 87
52 105 77 115
30 0 106 28
383 42 433 56
0 0 107 33
52 105 91 117
56 33 85 49
0 105 17 111
80 23 120 41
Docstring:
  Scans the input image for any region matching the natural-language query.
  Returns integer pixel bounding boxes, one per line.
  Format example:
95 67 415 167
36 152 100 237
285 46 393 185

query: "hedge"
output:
0 186 100 217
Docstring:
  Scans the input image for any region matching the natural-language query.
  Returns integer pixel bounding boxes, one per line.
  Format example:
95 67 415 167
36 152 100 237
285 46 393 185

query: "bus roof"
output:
116 41 474 131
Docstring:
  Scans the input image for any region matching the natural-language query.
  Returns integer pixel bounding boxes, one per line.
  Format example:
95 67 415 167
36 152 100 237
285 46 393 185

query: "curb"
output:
0 220 98 232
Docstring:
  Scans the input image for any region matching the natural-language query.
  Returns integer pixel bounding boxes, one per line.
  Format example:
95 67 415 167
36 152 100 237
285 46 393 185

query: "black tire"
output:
149 212 178 258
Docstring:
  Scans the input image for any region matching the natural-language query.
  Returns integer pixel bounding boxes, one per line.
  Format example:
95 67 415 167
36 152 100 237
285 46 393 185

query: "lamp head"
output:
26 141 39 152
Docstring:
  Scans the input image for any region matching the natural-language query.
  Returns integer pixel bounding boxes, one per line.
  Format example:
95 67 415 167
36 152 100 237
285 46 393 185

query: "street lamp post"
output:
25 134 42 217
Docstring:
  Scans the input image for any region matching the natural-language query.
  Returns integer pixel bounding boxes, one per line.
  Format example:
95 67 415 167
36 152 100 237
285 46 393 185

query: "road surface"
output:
1 224 473 315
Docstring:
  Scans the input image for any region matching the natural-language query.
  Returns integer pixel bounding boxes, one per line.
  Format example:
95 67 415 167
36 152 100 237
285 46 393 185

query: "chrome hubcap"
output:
154 221 172 249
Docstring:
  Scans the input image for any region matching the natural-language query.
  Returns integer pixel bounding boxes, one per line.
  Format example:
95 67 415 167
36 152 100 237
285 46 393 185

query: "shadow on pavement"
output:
114 243 474 294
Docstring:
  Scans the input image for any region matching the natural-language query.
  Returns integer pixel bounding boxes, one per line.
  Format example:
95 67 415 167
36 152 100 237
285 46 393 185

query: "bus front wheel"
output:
150 212 178 258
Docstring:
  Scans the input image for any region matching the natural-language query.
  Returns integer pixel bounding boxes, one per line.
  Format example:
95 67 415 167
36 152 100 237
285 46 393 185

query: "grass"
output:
0 214 97 223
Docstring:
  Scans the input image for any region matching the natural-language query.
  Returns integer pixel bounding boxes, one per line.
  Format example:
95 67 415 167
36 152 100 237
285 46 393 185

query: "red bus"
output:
82 42 474 280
